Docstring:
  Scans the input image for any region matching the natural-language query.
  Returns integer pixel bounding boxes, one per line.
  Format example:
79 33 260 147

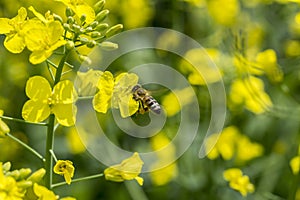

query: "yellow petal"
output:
48 21 64 44
4 33 26 53
28 6 47 23
13 7 27 22
53 80 77 104
22 100 51 122
118 96 139 118
52 104 77 127
25 76 52 101
33 183 57 199
0 18 13 34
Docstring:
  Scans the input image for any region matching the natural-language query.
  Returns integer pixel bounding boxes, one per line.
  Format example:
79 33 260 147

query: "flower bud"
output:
63 23 72 32
91 31 101 38
53 13 63 23
66 41 75 50
85 26 93 32
105 24 123 38
80 37 89 44
72 24 81 33
66 7 74 17
17 180 33 189
89 21 99 28
80 14 87 23
27 168 46 183
2 162 11 172
99 41 118 50
19 168 32 179
94 0 106 14
67 16 75 24
95 9 109 22
87 40 97 48
79 55 92 65
95 23 109 32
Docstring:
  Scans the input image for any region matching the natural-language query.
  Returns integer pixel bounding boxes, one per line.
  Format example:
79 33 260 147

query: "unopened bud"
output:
19 168 32 180
66 41 75 50
63 23 71 31
80 37 89 44
99 41 118 50
79 55 92 65
27 168 46 183
2 162 11 172
87 40 97 48
91 31 101 38
53 13 63 23
94 0 106 14
17 180 33 189
72 24 81 33
95 23 109 31
66 7 74 17
67 16 75 24
95 9 109 22
80 14 87 23
85 26 93 32
105 24 123 38
89 21 99 28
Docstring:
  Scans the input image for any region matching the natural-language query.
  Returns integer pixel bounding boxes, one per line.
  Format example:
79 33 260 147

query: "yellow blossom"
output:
223 168 255 197
34 183 58 200
0 163 25 199
93 72 139 118
149 133 178 186
55 0 95 24
290 156 300 175
53 160 75 185
22 76 78 127
229 76 272 114
0 7 28 53
104 152 144 186
0 110 10 137
207 0 240 26
24 19 66 64
236 135 264 163
76 69 103 96
255 49 283 83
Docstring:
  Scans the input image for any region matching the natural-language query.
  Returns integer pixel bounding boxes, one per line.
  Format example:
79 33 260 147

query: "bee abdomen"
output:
145 97 161 114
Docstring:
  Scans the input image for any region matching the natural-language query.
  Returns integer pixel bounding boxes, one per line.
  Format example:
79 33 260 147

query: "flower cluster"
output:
0 162 74 199
223 168 255 197
0 0 122 65
205 126 264 163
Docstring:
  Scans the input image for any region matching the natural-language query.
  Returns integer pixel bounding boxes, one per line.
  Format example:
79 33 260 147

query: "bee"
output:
132 84 161 114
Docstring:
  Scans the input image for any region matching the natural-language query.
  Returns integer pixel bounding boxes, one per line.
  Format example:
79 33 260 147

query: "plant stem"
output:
0 115 48 126
45 49 71 189
52 173 104 188
7 133 45 162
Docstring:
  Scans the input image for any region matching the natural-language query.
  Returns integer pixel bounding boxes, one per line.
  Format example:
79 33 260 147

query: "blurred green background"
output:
1 0 300 199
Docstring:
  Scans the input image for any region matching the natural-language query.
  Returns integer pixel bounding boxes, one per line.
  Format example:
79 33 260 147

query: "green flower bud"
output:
63 23 72 31
17 180 33 189
66 7 74 17
91 31 101 38
80 14 87 23
27 168 46 183
7 170 20 179
19 168 32 180
72 24 81 33
105 24 123 38
87 40 97 48
85 26 93 32
67 16 75 24
99 41 118 50
89 21 99 28
94 0 106 14
53 13 63 23
95 23 109 31
79 55 92 65
66 41 75 50
2 162 11 172
80 37 89 44
96 9 109 22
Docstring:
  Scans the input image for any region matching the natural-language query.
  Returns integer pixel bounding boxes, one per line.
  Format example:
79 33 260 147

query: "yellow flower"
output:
229 76 272 114
290 156 300 175
93 72 139 118
149 133 178 186
207 0 240 26
53 160 75 185
0 110 10 138
236 135 264 163
0 7 28 53
22 76 78 127
223 168 255 197
55 0 95 24
76 69 103 96
24 19 66 64
33 183 58 200
0 163 25 199
104 152 144 186
255 49 283 83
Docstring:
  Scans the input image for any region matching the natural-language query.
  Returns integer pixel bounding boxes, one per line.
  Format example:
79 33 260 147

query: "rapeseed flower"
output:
22 76 77 127
53 160 75 185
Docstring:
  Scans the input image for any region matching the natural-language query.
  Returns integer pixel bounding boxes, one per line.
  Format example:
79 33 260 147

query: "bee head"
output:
132 84 142 92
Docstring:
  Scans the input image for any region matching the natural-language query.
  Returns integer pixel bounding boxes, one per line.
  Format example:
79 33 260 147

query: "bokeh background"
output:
0 0 300 199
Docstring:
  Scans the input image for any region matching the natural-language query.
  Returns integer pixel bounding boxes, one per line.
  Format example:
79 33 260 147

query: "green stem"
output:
52 173 104 188
7 133 45 162
0 115 48 126
45 49 71 189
